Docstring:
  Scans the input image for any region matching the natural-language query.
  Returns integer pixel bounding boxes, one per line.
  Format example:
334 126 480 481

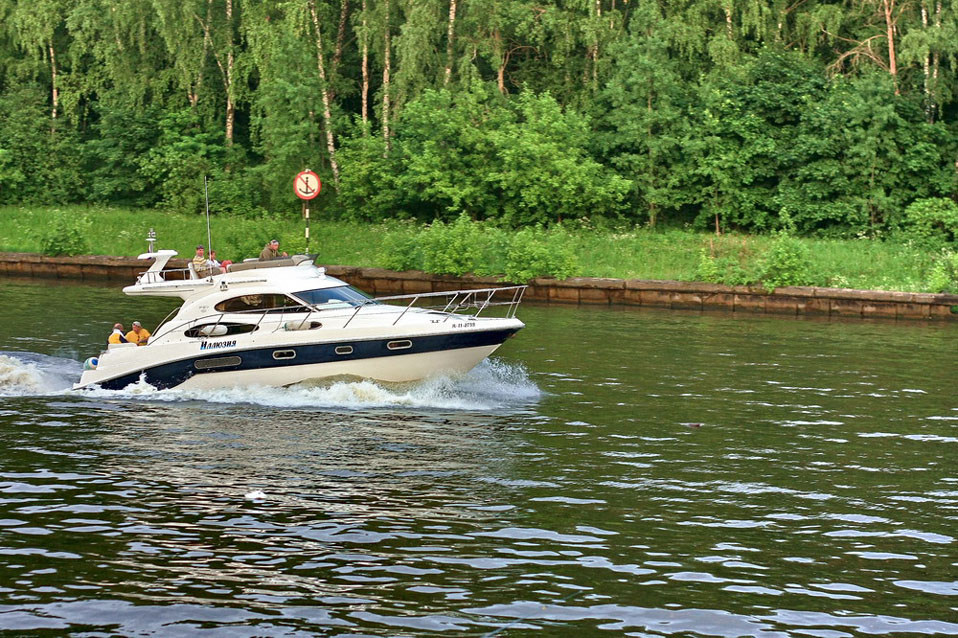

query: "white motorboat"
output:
74 250 526 391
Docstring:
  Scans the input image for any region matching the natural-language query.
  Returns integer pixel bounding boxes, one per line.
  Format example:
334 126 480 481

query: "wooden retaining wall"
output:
1 252 956 321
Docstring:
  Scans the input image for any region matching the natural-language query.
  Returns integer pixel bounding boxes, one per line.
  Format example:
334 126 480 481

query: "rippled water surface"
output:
0 277 956 637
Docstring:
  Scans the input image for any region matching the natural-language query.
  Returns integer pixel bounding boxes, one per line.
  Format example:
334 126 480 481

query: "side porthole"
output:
335 345 353 355
387 340 412 351
273 350 296 361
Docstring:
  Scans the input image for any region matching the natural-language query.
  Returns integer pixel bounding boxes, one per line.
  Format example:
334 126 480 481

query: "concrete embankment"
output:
1 252 956 321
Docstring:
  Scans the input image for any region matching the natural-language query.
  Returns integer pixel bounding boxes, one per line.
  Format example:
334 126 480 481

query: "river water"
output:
0 277 955 637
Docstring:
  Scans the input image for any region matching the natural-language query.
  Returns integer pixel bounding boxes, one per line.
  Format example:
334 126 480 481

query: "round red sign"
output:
294 170 321 200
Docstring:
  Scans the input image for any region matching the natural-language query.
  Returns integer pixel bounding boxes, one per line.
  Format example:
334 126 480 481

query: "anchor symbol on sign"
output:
298 175 316 195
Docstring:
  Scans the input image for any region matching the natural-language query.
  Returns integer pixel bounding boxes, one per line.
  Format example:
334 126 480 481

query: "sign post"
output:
294 169 321 254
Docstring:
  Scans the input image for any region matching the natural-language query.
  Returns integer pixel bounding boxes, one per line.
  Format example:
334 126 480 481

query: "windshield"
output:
214 294 309 313
294 285 375 308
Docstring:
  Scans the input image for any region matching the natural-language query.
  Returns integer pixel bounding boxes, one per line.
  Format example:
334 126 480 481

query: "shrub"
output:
419 214 488 276
41 213 92 256
503 226 579 282
927 251 958 293
695 248 720 282
902 198 958 248
760 233 813 291
379 227 422 271
694 246 757 286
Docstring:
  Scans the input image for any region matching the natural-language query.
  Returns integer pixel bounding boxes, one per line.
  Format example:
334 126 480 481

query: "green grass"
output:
0 205 383 267
573 229 934 291
0 205 948 292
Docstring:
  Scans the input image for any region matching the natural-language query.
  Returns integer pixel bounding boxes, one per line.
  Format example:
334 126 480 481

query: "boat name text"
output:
200 340 237 351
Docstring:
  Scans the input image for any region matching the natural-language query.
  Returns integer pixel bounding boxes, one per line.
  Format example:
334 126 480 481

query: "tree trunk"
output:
332 0 349 77
882 0 899 94
494 30 505 94
921 1 932 121
189 0 214 109
444 0 457 85
590 0 601 88
225 0 235 147
308 0 342 191
361 0 369 128
382 0 392 151
48 42 58 122
932 0 941 121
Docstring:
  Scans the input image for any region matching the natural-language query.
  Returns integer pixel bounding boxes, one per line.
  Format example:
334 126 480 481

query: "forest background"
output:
0 0 957 291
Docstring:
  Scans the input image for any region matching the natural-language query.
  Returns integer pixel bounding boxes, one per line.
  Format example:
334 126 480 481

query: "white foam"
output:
75 359 541 412
0 353 81 396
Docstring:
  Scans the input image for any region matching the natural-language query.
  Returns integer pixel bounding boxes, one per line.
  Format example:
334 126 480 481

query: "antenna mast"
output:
204 176 213 253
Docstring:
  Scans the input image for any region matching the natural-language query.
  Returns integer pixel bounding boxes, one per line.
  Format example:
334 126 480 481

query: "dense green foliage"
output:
377 214 580 281
1 0 958 242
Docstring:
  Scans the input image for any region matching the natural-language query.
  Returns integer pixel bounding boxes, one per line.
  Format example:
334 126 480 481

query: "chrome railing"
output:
136 266 195 285
345 286 527 328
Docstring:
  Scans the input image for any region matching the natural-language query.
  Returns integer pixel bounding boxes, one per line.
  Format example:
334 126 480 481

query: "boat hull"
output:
74 326 520 391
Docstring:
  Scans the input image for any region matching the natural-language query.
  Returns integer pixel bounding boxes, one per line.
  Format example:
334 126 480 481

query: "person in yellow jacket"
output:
125 321 151 346
108 323 128 344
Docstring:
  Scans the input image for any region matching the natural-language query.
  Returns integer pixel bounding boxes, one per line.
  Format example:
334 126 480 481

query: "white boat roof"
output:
123 252 345 301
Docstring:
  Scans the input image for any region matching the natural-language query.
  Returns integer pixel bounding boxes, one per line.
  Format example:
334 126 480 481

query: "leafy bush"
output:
206 167 268 217
377 216 578 281
696 253 755 286
695 248 720 282
419 214 488 276
41 213 92 256
902 198 958 248
338 85 630 224
694 243 758 286
927 251 958 293
503 226 579 282
379 226 423 271
759 233 814 291
139 109 225 213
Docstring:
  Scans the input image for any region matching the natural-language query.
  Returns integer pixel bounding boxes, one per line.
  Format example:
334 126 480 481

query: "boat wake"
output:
75 357 541 411
0 352 83 396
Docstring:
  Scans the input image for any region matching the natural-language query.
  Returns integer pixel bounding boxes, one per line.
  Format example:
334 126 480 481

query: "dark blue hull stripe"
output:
94 328 519 390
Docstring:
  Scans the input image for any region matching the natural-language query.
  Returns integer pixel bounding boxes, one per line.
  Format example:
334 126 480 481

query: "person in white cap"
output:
125 321 151 346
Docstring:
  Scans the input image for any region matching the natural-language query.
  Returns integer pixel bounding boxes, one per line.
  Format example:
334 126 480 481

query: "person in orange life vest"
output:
125 321 151 346
108 323 128 344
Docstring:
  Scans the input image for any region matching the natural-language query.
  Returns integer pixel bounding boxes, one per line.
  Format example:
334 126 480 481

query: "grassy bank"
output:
0 205 951 292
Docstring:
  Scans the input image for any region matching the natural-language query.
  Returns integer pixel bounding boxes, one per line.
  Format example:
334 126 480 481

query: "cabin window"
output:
272 350 296 360
214 294 309 314
387 340 412 351
335 345 353 355
184 323 258 338
194 356 242 370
